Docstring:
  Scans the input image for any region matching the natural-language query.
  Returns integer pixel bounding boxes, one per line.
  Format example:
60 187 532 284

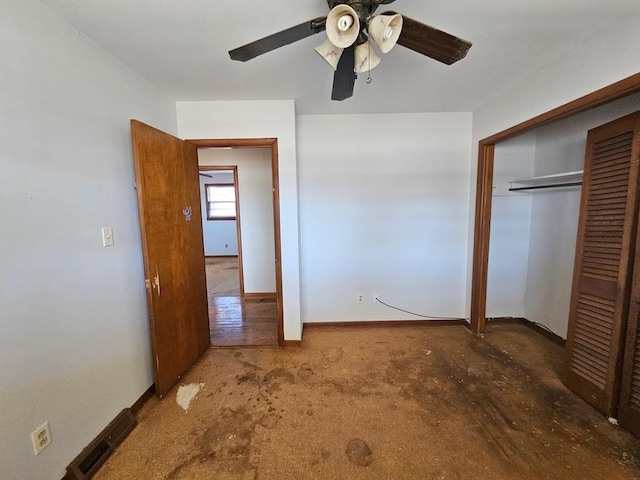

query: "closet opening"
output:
471 72 640 333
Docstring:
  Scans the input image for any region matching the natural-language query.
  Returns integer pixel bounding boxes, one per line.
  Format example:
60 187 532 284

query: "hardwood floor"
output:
205 257 278 347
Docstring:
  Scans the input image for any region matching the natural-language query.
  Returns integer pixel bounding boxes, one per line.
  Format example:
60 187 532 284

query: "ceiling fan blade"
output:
229 17 327 62
384 11 471 65
331 44 356 101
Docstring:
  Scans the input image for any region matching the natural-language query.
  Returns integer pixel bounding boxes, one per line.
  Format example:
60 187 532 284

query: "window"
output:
205 183 236 220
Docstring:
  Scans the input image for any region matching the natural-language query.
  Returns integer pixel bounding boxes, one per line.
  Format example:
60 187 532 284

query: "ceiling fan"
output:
229 0 472 101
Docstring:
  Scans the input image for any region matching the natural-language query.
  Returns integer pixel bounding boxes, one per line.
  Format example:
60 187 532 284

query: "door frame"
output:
471 72 640 333
191 138 285 346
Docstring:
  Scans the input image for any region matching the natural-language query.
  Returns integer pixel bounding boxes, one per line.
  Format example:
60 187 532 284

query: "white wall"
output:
486 132 535 317
297 113 472 322
176 101 301 339
472 16 640 143
0 1 177 479
198 170 238 256
468 14 640 316
199 148 276 293
524 93 640 338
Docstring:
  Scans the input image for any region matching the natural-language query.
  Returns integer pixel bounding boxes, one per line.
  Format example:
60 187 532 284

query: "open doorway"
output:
198 147 280 347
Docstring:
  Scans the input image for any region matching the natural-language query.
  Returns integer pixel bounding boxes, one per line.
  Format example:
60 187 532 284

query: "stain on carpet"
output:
346 438 373 466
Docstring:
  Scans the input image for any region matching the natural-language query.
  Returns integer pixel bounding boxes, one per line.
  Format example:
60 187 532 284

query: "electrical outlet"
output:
357 293 365 304
30 422 52 455
373 292 380 302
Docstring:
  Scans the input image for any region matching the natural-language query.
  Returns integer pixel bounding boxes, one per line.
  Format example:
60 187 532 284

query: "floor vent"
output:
65 408 136 480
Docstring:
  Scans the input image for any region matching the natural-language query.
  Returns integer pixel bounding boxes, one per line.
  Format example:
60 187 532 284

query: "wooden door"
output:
619 247 640 435
564 112 640 415
131 120 210 397
616 116 640 432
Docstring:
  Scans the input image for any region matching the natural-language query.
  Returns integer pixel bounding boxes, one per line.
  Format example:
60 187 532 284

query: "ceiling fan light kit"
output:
228 0 472 101
315 38 344 70
326 4 361 48
368 13 402 53
354 41 381 74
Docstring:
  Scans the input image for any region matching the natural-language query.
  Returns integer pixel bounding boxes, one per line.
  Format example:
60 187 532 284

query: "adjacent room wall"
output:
0 1 177 479
297 113 472 322
199 148 276 294
176 100 301 339
199 170 238 256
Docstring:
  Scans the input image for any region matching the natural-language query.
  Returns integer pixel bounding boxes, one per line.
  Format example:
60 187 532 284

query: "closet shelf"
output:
508 170 583 192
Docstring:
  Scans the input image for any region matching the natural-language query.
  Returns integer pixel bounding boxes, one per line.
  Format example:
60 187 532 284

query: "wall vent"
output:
65 408 136 480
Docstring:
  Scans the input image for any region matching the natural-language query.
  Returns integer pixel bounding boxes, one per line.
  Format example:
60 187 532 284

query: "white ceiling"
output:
38 0 640 115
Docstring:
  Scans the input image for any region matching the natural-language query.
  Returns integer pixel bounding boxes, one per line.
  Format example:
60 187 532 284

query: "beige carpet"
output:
94 325 640 480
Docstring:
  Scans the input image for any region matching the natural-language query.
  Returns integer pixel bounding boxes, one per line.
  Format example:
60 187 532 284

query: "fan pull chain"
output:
366 40 373 84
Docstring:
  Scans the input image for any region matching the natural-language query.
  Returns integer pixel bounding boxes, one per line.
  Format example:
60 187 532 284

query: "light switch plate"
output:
102 227 114 247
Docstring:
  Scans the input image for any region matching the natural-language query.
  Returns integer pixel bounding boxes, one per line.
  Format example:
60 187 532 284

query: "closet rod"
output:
508 181 582 192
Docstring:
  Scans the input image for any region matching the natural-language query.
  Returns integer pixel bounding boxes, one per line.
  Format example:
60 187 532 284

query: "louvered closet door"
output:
619 264 640 435
617 115 640 433
564 111 640 415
